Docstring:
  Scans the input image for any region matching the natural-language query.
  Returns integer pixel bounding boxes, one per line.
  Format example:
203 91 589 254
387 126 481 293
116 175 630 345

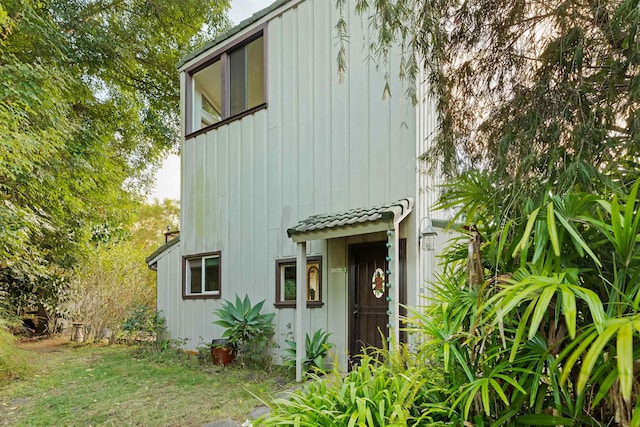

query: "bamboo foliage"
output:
427 174 640 425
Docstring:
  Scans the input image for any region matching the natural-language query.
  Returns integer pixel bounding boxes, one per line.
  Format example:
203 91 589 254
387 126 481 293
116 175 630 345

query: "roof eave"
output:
177 0 293 69
289 219 396 243
145 237 181 267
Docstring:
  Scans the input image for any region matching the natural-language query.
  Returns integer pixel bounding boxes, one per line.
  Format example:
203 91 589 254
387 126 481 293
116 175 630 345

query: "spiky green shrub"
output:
213 295 275 366
282 329 334 373
407 173 640 426
256 350 446 426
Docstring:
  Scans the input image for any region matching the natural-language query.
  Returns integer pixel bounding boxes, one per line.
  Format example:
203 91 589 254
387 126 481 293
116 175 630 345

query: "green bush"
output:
256 349 443 426
119 306 167 346
403 174 640 426
0 321 30 384
282 329 333 374
213 295 275 367
121 305 157 333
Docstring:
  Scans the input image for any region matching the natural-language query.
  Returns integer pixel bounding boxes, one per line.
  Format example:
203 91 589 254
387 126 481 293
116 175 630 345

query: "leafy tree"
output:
67 199 179 341
132 199 181 249
0 0 228 311
341 0 640 200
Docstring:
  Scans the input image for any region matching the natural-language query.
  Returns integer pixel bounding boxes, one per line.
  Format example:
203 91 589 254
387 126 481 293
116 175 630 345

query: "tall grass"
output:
0 321 29 384
256 347 446 426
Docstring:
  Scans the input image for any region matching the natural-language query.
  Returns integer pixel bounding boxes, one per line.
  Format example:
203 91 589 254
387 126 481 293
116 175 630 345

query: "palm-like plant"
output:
407 172 640 426
213 295 275 364
257 351 436 426
283 329 334 373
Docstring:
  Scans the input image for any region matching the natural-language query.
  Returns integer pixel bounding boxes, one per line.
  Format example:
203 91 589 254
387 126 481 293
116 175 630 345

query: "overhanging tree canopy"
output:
343 0 640 198
0 0 229 310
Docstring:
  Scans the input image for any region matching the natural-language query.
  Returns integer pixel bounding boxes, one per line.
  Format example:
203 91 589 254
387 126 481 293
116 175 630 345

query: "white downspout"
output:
295 241 307 382
390 204 413 349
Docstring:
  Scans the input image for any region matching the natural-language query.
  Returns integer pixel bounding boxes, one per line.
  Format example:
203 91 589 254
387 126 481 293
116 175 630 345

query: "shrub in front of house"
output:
213 295 275 367
256 349 447 426
282 329 333 374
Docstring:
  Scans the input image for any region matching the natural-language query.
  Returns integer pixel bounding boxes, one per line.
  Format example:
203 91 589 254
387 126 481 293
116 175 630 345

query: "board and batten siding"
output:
171 0 418 354
152 242 212 347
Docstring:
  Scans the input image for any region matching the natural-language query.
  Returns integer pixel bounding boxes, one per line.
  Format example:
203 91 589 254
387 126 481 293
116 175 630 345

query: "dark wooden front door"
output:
349 242 389 358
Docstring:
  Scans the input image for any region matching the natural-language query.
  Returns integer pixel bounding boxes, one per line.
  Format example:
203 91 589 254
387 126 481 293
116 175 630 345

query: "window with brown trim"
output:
183 252 221 299
275 256 322 308
186 30 265 136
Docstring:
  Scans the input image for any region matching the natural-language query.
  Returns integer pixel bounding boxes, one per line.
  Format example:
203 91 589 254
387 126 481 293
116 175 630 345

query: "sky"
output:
148 0 275 202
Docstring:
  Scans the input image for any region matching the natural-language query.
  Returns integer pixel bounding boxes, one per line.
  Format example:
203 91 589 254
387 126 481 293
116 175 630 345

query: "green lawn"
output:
1 337 293 426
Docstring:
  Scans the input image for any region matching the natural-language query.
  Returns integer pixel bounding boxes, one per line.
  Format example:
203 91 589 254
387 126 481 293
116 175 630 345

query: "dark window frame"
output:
185 26 267 138
275 256 323 308
182 251 222 300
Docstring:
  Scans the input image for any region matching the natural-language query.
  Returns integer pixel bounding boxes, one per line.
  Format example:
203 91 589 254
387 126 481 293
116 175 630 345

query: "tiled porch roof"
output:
287 198 414 238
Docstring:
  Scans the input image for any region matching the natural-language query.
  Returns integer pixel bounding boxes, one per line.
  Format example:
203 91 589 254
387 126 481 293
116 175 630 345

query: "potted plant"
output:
212 295 275 366
210 338 237 366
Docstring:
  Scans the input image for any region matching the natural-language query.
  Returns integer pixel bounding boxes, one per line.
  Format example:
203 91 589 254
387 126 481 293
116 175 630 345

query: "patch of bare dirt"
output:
16 334 72 353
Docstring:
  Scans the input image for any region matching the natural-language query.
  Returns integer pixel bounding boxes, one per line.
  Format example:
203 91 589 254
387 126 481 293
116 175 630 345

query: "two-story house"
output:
146 0 449 381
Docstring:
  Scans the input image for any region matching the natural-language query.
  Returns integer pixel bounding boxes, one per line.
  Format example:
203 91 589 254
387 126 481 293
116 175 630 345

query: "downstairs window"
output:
183 252 221 299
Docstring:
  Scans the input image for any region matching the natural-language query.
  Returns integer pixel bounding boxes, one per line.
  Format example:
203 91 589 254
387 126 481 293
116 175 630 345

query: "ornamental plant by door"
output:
213 295 275 367
283 329 334 374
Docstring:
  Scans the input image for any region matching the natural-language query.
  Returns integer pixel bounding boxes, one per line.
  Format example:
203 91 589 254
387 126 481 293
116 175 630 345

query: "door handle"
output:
353 304 360 315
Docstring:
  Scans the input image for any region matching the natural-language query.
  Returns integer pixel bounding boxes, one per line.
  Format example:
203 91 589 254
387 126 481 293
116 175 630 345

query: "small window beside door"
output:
275 256 322 308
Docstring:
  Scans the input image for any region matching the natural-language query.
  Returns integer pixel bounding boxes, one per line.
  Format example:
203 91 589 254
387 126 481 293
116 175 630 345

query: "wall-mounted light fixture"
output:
419 218 437 251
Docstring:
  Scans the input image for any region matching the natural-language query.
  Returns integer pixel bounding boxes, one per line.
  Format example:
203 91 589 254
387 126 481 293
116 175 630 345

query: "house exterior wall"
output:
153 0 441 362
151 242 193 344
415 66 443 310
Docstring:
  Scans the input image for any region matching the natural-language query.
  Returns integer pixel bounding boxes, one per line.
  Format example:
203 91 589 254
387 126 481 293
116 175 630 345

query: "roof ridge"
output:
177 0 294 69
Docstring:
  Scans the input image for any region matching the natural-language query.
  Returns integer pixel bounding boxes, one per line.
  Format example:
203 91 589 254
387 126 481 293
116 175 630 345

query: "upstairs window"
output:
192 60 222 129
187 30 265 135
229 36 264 115
183 252 221 299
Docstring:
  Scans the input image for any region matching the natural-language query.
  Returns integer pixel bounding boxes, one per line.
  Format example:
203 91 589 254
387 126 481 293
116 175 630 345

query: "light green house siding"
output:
151 0 443 365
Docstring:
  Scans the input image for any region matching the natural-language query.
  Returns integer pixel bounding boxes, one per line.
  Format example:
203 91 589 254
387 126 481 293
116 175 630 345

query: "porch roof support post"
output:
295 241 307 382
391 221 400 347
391 221 400 349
